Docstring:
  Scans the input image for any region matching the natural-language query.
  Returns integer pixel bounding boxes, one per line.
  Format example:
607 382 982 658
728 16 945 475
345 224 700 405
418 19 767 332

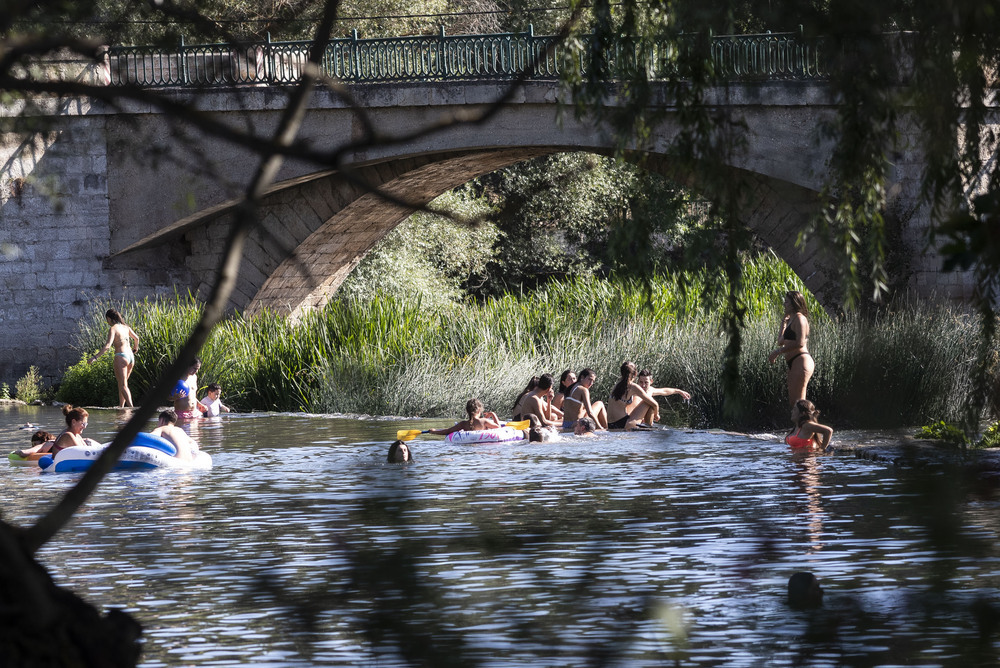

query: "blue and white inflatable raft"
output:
38 432 212 473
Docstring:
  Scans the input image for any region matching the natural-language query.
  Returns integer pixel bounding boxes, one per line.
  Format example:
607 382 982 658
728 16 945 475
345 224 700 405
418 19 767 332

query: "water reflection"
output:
790 450 826 555
1 406 998 666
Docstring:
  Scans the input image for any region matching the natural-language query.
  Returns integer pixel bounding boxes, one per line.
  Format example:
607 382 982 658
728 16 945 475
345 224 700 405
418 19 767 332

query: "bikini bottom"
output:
787 352 812 369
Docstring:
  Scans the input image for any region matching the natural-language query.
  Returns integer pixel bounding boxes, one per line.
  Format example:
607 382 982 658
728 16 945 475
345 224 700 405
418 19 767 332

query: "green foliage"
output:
915 420 1000 449
977 422 1000 449
59 356 120 408
339 186 498 308
14 366 43 404
915 421 969 447
0 384 9 401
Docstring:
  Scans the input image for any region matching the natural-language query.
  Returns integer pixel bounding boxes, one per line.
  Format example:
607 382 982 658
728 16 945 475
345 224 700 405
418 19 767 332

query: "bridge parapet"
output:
104 27 828 88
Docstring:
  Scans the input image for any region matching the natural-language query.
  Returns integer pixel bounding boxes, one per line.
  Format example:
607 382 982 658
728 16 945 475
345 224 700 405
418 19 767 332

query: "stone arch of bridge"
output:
115 145 836 316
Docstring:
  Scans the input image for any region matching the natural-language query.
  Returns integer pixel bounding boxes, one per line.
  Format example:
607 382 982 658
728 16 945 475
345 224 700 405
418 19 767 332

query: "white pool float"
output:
38 432 211 473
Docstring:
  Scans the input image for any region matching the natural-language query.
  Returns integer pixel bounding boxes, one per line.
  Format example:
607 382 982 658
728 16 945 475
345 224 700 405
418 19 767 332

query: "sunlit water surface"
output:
3 405 999 667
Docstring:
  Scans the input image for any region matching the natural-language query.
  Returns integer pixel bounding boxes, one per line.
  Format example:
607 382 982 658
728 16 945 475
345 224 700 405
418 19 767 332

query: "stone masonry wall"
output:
0 116 113 388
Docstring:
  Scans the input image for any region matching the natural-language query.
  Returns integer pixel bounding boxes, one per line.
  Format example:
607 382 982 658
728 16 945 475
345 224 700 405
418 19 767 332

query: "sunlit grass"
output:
58 259 983 430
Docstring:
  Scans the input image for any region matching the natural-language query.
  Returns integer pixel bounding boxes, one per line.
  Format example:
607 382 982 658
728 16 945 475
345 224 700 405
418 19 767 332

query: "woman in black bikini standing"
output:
768 291 814 406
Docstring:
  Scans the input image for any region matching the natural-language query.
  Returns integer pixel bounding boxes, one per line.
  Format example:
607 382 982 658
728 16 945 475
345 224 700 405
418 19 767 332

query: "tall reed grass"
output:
59 261 986 431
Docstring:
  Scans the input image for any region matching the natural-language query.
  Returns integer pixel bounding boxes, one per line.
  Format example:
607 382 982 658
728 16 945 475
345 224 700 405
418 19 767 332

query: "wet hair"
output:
62 405 88 426
785 291 809 317
576 417 596 433
536 373 554 392
611 361 637 401
528 427 544 442
512 376 539 413
31 430 54 445
638 369 652 381
524 413 541 429
159 409 178 424
207 382 222 393
387 440 413 463
559 369 575 389
787 572 823 609
105 308 124 325
794 399 819 428
465 398 484 419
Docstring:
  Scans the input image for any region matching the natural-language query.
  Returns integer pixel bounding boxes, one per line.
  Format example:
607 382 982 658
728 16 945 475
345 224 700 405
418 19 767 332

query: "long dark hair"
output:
564 368 595 403
786 291 809 317
611 361 636 401
105 308 124 325
794 399 819 428
512 376 539 413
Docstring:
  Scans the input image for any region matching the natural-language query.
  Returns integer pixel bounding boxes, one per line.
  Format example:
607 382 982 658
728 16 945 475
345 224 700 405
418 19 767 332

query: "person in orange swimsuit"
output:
785 399 833 450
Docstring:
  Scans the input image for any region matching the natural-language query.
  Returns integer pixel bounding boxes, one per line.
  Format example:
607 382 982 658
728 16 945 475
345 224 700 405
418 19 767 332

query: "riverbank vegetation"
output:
60 254 983 431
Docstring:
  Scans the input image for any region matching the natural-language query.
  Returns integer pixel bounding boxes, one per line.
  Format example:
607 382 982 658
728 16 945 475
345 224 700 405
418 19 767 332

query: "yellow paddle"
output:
396 420 531 441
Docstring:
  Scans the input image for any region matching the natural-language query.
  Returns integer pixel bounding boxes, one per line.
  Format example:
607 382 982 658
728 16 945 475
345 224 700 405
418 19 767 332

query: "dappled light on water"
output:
2 405 999 666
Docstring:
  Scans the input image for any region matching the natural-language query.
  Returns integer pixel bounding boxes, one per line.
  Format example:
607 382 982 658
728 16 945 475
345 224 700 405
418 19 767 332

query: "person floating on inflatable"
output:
151 409 200 460
426 398 501 436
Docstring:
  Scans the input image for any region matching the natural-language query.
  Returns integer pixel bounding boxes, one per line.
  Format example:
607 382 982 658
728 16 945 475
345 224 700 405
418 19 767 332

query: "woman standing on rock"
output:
89 308 139 408
768 291 814 406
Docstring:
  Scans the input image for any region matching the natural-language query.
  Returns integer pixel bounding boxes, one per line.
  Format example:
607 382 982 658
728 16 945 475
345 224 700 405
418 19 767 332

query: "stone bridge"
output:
0 72 970 385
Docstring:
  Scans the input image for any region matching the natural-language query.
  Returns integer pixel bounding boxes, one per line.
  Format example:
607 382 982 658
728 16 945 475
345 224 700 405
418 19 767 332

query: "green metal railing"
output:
105 26 827 88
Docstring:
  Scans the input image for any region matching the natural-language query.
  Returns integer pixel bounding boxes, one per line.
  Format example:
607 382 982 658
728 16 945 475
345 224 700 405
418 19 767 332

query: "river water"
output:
3 404 999 667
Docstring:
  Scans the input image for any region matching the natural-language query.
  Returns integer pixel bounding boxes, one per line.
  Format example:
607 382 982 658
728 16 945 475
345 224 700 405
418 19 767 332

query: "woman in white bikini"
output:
89 308 139 408
560 368 609 431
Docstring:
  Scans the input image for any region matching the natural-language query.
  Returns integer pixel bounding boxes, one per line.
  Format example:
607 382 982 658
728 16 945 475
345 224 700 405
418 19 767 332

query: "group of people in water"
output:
14 404 200 461
87 309 232 419
388 290 835 462
13 308 234 463
41 295 833 465
510 363 692 433
387 362 693 462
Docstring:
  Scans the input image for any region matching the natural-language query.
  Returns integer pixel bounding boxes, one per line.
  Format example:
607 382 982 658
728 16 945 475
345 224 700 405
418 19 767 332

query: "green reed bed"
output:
60 270 982 430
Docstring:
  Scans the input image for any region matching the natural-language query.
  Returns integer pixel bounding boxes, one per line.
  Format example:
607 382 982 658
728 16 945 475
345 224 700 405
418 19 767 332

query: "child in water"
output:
785 399 833 450
427 398 501 436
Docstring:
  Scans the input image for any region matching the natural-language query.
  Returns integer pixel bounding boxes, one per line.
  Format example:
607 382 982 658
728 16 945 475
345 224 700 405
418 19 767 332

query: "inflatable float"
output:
37 433 212 473
446 426 525 444
7 451 47 466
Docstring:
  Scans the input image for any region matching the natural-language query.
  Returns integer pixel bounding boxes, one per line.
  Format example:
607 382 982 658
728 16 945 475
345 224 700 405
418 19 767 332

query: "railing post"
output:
351 28 359 82
179 35 188 85
528 24 536 76
439 24 448 77
264 32 272 84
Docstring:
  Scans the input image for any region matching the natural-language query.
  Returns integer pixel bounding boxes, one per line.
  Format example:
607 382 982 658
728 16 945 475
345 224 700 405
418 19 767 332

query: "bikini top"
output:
783 325 797 341
785 431 813 448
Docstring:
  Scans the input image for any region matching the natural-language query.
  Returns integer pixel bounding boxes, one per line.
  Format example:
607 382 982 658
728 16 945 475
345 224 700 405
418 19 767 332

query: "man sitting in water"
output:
151 410 199 460
633 369 692 426
520 374 561 428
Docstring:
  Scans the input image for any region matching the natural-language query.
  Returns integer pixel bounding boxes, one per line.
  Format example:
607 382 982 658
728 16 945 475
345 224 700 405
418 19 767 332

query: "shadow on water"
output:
2 405 999 666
